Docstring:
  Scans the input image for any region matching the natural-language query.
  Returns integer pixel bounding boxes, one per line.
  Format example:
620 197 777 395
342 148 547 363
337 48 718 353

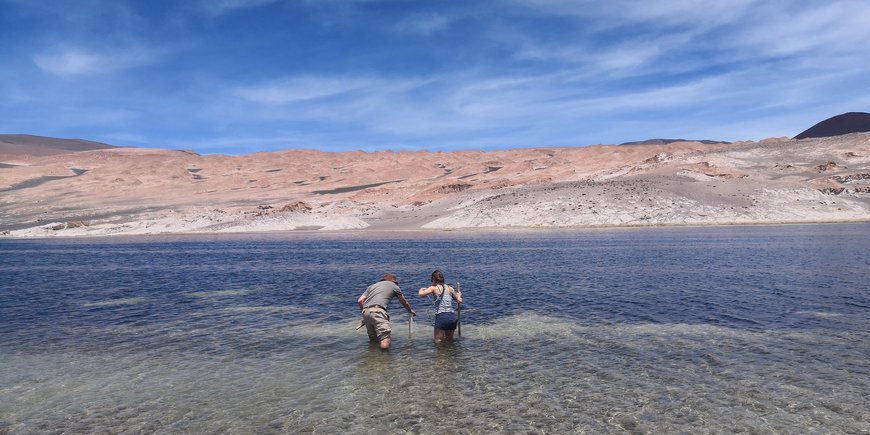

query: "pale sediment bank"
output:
0 218 870 239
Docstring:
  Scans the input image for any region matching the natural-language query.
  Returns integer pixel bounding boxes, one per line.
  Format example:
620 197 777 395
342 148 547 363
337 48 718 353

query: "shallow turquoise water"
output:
1 224 869 433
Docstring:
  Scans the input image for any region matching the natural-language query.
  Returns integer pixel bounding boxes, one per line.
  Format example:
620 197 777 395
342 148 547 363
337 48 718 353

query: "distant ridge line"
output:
0 134 116 157
619 138 730 146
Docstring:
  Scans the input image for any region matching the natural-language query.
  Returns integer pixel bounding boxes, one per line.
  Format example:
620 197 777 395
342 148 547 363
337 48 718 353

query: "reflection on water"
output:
188 289 261 298
1 224 869 433
83 297 149 307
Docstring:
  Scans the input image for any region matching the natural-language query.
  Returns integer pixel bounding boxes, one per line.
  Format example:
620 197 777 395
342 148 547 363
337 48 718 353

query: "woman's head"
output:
431 270 445 285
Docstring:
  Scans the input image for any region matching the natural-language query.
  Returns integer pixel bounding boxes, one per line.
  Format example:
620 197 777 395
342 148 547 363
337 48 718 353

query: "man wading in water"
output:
357 273 416 350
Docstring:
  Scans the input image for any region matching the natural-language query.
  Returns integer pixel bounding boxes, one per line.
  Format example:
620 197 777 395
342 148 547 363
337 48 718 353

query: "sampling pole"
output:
457 282 462 337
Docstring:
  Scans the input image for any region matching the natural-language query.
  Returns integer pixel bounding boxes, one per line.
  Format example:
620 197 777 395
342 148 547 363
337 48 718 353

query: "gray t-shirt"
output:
363 280 403 310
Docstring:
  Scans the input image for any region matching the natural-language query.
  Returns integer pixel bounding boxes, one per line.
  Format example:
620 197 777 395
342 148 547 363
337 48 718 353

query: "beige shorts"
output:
363 307 390 342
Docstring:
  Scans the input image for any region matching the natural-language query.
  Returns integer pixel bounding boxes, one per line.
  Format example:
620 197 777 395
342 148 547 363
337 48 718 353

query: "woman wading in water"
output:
418 270 462 343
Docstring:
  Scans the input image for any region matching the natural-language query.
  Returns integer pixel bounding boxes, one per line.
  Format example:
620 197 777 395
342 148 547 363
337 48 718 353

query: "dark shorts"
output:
434 312 457 331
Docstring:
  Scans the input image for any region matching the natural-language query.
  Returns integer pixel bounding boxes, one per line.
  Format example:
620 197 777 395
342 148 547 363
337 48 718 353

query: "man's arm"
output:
397 294 416 316
357 293 367 310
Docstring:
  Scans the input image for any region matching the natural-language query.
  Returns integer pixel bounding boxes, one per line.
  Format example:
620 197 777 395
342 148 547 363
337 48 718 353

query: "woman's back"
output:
435 285 455 314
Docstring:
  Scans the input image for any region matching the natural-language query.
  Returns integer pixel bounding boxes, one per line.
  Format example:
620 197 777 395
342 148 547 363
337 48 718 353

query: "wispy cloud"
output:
509 0 870 65
32 45 164 77
509 0 759 27
510 34 683 77
396 13 453 35
23 2 176 79
199 0 279 16
211 44 870 149
31 49 102 77
735 1 870 58
233 76 380 105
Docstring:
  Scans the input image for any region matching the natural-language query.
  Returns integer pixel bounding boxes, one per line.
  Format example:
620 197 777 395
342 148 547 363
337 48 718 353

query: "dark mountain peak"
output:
619 138 730 146
794 112 870 139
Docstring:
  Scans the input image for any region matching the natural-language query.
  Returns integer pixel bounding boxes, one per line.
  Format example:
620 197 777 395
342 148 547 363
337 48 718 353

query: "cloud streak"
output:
32 49 104 77
32 45 162 77
199 0 280 16
233 76 382 105
396 13 454 35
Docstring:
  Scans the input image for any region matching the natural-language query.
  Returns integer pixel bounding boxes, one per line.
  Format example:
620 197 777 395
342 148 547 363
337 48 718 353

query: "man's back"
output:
363 280 402 309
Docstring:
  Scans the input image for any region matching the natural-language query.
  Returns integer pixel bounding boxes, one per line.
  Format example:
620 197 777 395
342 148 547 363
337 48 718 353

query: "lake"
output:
1 224 868 433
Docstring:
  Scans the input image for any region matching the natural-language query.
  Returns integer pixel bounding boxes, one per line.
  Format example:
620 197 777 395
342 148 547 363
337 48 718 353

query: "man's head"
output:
382 273 398 284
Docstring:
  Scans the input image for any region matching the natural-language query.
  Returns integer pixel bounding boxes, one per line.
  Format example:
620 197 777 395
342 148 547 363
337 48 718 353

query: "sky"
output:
1 0 869 154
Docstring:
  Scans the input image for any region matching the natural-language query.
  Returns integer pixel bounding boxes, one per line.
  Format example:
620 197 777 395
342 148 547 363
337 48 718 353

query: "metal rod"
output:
457 281 462 337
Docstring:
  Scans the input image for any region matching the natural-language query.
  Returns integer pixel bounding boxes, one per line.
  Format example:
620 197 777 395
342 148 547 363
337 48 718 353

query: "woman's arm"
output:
450 286 462 304
418 285 436 297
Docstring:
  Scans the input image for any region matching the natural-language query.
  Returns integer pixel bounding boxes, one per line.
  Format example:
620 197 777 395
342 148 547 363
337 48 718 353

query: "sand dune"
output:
1 134 869 236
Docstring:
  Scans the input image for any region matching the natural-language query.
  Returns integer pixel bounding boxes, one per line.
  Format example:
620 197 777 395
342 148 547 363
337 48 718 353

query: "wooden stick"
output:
457 282 462 337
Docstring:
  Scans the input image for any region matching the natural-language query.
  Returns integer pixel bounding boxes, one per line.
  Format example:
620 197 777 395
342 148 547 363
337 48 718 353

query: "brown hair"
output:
431 270 445 285
382 273 398 284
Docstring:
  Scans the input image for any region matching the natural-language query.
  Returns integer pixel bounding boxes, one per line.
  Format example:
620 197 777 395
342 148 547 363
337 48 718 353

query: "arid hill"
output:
0 134 116 158
794 112 870 139
619 139 730 146
1 132 869 237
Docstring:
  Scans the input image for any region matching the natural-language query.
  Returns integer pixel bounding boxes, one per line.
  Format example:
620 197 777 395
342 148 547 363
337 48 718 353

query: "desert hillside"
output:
1 133 869 236
0 134 115 157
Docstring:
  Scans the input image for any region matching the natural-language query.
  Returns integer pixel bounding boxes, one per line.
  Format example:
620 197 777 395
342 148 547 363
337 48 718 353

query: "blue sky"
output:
1 0 869 154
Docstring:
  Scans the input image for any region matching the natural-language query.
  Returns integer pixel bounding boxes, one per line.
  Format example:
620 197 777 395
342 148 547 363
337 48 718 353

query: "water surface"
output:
1 224 868 433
